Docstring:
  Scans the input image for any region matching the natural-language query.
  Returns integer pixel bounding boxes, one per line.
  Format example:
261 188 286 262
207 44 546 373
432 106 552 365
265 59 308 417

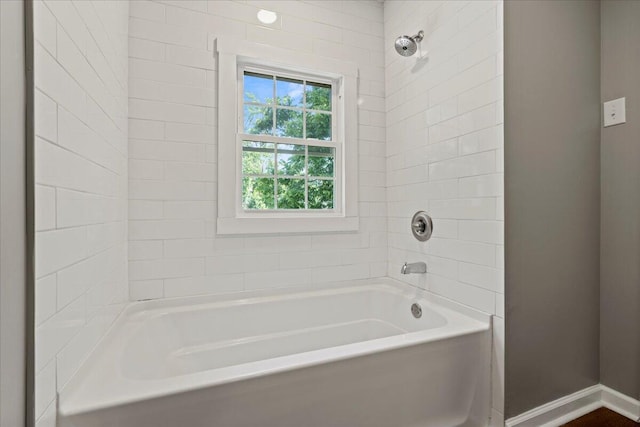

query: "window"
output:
240 70 337 211
216 38 359 234
242 142 336 210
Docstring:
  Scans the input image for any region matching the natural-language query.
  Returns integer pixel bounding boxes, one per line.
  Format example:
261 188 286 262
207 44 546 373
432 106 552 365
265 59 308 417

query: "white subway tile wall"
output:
33 0 129 425
127 0 387 300
384 0 504 417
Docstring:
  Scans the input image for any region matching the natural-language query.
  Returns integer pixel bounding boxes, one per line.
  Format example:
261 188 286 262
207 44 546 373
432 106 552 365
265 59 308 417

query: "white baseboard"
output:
505 384 640 427
601 385 640 422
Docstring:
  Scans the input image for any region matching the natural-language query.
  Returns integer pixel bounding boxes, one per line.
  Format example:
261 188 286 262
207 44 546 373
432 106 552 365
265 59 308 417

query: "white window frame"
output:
216 37 359 235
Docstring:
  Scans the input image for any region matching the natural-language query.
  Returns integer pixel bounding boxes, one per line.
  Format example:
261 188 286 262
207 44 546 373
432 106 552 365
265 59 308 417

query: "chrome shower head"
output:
394 31 424 57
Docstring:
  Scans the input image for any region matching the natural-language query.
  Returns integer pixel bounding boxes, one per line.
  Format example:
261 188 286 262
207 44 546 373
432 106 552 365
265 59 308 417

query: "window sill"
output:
216 216 359 235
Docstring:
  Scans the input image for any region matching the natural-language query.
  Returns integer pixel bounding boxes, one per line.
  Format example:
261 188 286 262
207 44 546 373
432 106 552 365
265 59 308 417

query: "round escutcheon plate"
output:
411 211 433 242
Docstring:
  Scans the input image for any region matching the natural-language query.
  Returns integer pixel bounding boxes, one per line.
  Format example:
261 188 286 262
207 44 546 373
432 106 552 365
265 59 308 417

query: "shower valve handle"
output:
410 211 433 242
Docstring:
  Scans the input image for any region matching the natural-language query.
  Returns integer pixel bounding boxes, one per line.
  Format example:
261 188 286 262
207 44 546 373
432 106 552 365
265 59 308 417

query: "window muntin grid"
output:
239 68 339 212
241 141 335 210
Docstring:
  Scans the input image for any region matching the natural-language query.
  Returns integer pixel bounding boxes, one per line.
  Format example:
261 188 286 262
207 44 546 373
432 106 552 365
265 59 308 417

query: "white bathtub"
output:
59 278 491 427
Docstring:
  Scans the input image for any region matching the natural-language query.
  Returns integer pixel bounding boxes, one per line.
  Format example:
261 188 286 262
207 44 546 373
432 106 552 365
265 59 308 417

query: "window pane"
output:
242 177 275 209
308 146 334 177
276 77 303 107
244 72 273 104
308 179 334 209
277 144 305 176
305 112 331 140
244 105 273 135
305 82 331 111
275 108 303 138
242 142 275 175
277 178 305 209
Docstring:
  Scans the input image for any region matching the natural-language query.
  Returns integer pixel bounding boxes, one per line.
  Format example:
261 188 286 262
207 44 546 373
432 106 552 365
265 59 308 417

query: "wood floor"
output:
562 407 639 426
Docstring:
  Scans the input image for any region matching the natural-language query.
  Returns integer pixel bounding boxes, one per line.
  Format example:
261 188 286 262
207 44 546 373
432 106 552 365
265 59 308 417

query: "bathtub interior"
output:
122 285 449 380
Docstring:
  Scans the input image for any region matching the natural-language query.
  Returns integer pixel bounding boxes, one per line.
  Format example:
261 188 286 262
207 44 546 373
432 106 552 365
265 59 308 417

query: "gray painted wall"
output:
504 0 602 418
600 0 640 401
0 0 27 425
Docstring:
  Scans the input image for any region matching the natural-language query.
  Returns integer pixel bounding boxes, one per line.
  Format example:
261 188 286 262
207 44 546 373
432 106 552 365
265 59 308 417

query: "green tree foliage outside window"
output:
242 72 335 210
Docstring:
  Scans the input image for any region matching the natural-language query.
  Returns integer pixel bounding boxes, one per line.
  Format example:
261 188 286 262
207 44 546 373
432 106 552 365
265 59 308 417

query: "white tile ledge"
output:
506 384 640 427
216 216 359 235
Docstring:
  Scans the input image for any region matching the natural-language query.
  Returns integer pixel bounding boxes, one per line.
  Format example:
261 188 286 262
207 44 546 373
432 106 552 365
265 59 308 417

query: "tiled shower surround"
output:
127 0 388 300
385 0 503 321
34 1 504 425
33 1 129 425
383 2 504 423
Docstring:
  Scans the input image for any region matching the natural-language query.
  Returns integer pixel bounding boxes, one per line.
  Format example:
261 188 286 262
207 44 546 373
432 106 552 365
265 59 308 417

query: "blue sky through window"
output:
244 72 310 106
277 78 303 107
244 73 273 104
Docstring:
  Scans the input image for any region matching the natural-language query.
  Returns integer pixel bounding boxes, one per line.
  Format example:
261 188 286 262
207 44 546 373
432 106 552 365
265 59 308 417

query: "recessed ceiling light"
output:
257 9 278 25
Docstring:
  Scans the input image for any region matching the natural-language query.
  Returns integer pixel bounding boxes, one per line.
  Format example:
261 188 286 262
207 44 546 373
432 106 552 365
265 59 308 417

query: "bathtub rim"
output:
59 277 491 417
123 277 490 323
